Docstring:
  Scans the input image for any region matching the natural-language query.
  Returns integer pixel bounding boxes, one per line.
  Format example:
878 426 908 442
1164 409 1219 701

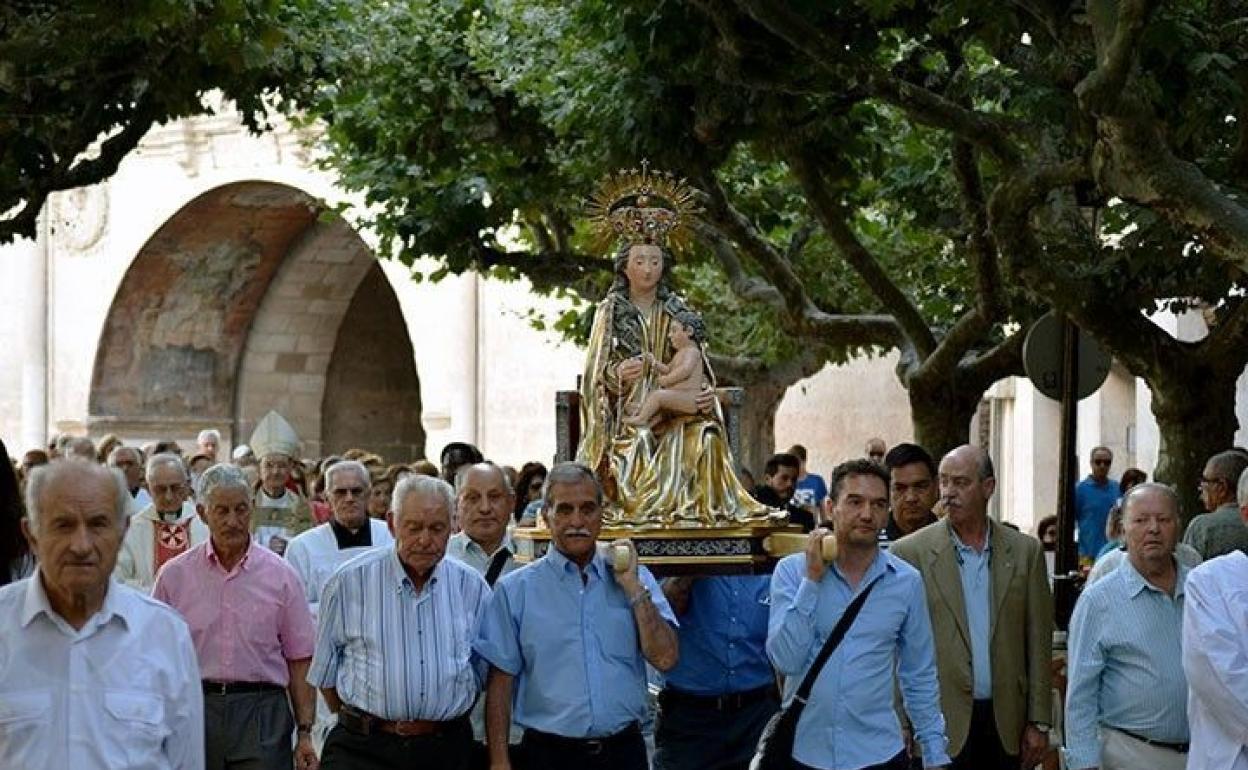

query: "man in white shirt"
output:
0 458 203 770
447 462 518 586
1182 468 1248 770
108 444 152 513
115 453 210 592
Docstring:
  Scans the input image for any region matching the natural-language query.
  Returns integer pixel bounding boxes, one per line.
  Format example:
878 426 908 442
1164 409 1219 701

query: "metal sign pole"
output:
1053 316 1081 631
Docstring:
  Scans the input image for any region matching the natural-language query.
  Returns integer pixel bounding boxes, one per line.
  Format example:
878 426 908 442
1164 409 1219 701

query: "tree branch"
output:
692 221 787 310
1074 0 1159 114
785 147 939 357
1206 296 1248 362
952 140 1006 321
964 328 1027 386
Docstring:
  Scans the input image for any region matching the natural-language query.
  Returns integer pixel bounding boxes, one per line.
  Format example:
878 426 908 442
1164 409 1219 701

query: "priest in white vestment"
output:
114 453 209 592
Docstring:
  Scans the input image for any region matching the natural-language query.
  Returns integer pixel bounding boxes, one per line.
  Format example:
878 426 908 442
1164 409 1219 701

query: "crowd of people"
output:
0 427 1246 770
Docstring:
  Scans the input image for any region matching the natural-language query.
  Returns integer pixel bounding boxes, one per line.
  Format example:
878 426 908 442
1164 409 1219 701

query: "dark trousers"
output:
951 700 1017 770
653 687 779 770
518 724 648 770
792 750 909 770
204 689 292 770
320 717 474 770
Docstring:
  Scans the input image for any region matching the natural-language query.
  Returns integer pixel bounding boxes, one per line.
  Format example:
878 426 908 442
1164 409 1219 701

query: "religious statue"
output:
578 163 779 528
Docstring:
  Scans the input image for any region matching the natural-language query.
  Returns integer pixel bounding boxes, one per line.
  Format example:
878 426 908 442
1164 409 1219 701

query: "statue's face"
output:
624 243 663 293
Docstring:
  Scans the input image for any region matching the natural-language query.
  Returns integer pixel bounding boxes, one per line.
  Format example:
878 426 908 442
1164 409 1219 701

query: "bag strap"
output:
484 547 511 587
793 572 884 703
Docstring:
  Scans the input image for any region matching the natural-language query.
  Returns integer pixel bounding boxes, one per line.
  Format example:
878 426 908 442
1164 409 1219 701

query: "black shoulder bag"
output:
751 574 884 770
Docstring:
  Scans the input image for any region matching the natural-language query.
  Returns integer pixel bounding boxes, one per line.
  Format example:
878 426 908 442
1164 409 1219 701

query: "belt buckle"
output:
584 739 605 755
207 682 228 696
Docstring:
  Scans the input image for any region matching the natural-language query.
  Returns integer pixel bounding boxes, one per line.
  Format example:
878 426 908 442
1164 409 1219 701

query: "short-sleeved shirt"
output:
662 575 773 697
473 547 677 738
792 474 828 511
1075 476 1118 559
153 540 316 685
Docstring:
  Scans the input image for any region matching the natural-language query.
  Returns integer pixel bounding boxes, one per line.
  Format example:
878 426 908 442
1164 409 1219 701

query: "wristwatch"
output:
1033 722 1052 734
297 723 313 735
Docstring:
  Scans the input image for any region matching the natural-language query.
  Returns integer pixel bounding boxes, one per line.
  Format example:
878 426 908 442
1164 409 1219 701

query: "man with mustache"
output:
0 458 203 769
890 445 1053 770
154 463 319 770
307 474 490 770
1065 483 1190 770
475 462 679 770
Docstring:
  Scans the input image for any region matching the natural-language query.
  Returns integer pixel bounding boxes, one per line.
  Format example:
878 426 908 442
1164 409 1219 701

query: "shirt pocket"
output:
599 605 640 663
102 690 168 767
0 690 52 762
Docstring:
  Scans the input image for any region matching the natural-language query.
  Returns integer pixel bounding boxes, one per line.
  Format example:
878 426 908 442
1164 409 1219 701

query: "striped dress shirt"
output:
1065 556 1189 769
307 549 490 721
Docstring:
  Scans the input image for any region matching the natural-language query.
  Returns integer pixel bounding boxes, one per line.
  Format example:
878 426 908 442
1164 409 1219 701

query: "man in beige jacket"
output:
891 445 1053 770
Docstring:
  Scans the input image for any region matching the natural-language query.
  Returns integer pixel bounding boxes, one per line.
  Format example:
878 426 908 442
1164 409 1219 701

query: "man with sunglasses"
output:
1075 447 1119 564
1183 450 1248 560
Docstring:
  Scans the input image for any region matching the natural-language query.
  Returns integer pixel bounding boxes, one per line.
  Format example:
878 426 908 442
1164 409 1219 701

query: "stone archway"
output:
89 181 425 460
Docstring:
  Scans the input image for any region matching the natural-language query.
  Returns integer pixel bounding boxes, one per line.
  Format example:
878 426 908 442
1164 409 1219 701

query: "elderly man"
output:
1075 447 1118 562
308 474 490 770
1184 449 1248 560
865 437 888 465
154 463 318 770
890 445 1053 770
108 444 153 512
769 459 949 770
0 459 203 769
249 410 314 554
1065 484 1191 770
882 443 940 545
1181 466 1248 770
449 462 519 585
115 452 210 592
197 429 222 463
476 462 679 770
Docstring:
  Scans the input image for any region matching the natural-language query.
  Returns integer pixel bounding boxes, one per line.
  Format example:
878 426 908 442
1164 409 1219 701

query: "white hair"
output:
145 452 186 481
107 445 143 466
540 462 602 513
391 474 454 524
454 462 514 494
325 460 371 491
25 458 130 531
195 463 252 504
197 429 221 444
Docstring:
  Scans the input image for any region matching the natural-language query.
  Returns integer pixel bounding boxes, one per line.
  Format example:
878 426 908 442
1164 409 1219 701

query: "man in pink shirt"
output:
155 463 319 770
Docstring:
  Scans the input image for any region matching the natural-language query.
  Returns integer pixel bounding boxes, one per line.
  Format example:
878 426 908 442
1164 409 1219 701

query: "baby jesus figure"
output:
623 309 709 428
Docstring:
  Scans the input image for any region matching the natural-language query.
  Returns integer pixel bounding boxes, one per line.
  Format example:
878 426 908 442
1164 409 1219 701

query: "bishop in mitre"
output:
249 410 314 554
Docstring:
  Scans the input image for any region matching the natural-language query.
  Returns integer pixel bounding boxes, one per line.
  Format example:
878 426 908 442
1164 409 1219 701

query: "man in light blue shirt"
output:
768 458 949 770
1065 483 1190 770
475 462 679 770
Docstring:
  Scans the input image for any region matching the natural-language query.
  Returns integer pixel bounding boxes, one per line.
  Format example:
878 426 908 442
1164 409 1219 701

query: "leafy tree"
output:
290 0 1037 469
0 0 329 243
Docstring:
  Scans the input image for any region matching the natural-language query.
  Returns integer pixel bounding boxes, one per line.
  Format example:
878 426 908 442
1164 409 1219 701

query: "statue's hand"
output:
694 387 718 414
616 357 644 384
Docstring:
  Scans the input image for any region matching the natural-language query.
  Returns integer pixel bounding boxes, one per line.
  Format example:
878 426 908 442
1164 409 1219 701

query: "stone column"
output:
20 214 48 451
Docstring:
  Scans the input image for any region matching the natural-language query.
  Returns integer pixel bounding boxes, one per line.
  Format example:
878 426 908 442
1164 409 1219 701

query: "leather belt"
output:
524 722 641 756
659 684 778 712
338 703 466 737
1110 726 1189 754
201 681 284 696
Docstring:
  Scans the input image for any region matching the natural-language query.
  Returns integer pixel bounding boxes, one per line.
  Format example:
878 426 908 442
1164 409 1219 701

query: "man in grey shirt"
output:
1184 451 1248 559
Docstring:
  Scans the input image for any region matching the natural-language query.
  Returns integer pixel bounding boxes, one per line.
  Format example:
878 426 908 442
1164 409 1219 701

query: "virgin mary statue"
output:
578 164 775 528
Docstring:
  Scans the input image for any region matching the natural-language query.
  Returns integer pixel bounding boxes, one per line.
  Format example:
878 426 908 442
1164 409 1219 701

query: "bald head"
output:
938 444 995 524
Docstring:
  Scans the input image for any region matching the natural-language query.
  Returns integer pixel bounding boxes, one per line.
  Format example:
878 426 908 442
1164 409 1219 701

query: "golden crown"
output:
586 161 703 252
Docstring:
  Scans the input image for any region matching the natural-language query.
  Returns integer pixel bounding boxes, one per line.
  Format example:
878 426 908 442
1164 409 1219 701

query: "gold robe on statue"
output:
577 291 772 527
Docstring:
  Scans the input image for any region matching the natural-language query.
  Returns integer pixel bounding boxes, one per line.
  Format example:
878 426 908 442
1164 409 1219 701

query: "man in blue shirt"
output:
1065 483 1190 770
1075 446 1118 561
789 444 828 524
653 574 776 770
475 462 679 770
768 458 950 770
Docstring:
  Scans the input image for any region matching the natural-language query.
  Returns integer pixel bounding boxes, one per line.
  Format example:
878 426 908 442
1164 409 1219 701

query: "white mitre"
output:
249 411 301 459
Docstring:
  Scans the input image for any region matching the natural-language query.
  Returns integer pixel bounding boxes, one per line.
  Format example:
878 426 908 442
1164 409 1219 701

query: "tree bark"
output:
1148 365 1241 526
735 378 791 478
906 376 985 460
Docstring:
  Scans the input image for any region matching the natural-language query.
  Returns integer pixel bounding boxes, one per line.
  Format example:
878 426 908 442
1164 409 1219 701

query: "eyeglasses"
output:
331 486 367 499
1197 476 1225 491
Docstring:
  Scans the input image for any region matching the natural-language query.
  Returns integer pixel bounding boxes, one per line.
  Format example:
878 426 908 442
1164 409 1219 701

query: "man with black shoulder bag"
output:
757 459 950 770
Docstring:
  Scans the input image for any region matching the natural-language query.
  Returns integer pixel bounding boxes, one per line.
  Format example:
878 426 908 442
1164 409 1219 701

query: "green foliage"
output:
0 0 329 242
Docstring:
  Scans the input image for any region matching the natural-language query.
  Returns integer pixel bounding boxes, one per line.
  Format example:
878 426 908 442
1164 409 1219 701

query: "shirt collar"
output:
458 530 514 559
205 538 254 572
386 547 444 595
544 544 604 581
142 500 197 525
21 573 130 632
949 518 993 553
330 517 373 549
1118 554 1188 599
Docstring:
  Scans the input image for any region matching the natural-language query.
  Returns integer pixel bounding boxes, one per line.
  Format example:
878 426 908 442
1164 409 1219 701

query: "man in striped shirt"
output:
1065 483 1190 770
308 474 490 770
